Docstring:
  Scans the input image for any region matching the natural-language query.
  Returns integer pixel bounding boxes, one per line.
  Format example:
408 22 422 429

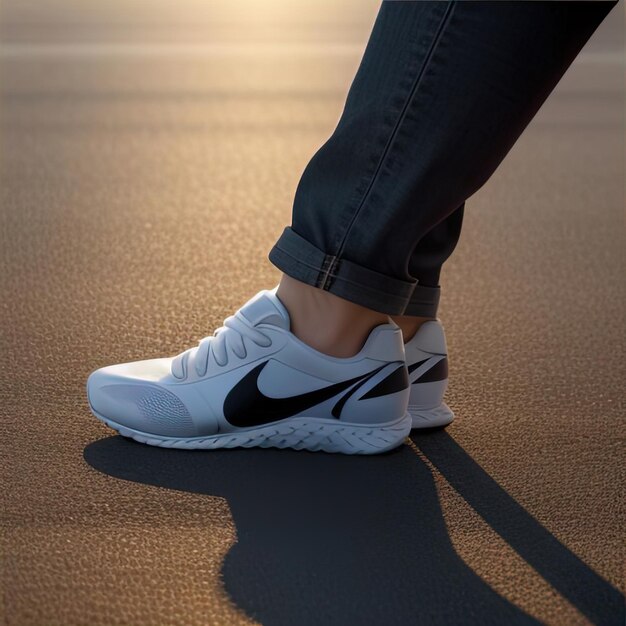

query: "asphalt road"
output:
1 2 624 625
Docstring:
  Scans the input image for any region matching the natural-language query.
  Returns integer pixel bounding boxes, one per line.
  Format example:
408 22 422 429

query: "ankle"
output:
276 275 390 357
390 315 435 343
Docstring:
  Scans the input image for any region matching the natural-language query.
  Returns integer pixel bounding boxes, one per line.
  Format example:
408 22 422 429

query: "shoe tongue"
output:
238 288 290 330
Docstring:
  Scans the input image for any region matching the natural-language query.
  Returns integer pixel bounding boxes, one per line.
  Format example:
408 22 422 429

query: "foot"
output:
403 320 454 429
87 289 412 454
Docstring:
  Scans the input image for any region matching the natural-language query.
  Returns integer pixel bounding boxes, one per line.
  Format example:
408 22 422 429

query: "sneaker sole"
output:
90 407 412 455
409 402 454 429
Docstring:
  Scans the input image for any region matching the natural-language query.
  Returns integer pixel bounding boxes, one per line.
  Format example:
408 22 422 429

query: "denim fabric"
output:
269 1 616 315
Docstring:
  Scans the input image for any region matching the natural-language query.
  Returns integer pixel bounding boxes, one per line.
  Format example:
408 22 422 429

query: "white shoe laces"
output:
171 311 272 379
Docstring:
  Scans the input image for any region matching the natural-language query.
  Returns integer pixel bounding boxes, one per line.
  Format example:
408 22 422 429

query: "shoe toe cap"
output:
87 360 197 437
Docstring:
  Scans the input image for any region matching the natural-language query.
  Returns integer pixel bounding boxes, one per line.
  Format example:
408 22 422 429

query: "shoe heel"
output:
408 403 454 429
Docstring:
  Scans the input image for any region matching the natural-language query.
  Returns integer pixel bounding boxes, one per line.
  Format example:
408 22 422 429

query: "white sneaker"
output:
404 320 454 429
86 289 412 455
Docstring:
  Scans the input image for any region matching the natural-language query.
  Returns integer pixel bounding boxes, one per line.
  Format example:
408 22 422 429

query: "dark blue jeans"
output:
269 1 615 316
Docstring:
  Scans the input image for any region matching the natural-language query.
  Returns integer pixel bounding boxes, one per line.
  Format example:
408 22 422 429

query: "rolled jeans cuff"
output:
403 285 441 318
269 227 440 317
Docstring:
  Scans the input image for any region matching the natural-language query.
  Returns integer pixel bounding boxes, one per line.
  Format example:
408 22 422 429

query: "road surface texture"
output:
1 1 624 625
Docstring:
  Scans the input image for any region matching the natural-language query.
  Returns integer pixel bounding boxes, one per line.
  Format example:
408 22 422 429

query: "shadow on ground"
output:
84 432 622 626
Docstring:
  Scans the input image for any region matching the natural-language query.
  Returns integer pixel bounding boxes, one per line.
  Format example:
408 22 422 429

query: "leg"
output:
393 205 465 427
392 203 465 340
277 275 389 357
270 1 615 318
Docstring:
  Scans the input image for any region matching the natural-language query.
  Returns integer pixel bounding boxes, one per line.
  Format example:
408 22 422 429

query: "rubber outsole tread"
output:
92 410 412 455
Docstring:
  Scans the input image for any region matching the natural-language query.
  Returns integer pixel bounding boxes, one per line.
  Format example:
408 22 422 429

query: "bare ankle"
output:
276 275 390 357
390 315 435 343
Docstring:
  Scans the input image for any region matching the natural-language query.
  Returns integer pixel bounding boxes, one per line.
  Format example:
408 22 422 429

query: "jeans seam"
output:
272 242 339 289
316 254 337 289
322 1 456 291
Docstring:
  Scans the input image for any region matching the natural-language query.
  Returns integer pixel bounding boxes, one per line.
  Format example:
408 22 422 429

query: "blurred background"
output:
1 2 624 625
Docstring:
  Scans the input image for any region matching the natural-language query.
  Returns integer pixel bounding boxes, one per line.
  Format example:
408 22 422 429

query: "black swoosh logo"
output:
330 364 387 419
223 361 393 428
360 364 409 400
408 358 430 374
408 356 448 383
